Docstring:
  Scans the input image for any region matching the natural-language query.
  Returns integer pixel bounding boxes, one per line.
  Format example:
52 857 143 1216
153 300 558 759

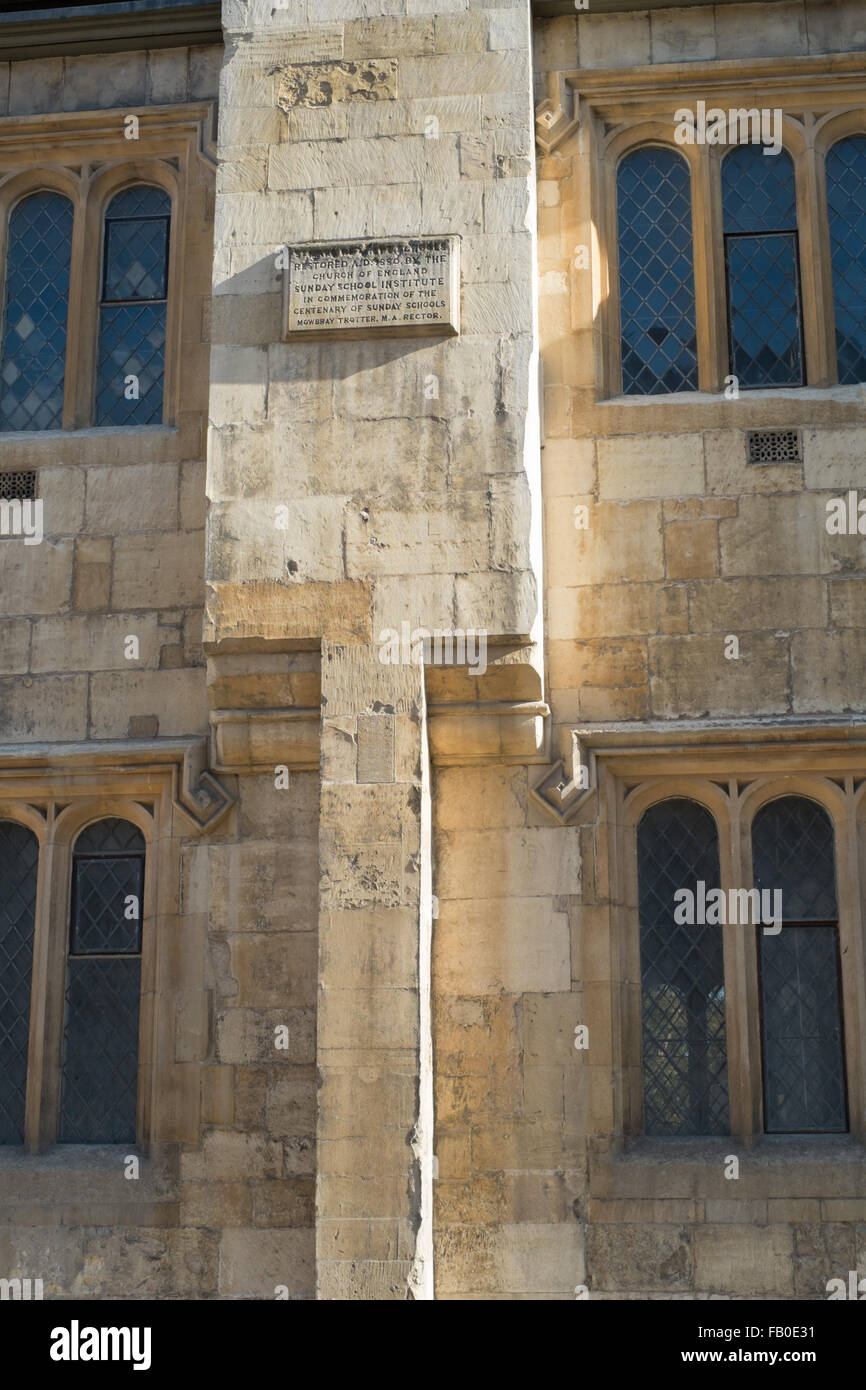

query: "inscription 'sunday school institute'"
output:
283 235 460 339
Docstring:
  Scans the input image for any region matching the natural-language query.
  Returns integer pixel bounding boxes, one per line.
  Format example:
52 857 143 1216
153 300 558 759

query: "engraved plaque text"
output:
283 236 459 339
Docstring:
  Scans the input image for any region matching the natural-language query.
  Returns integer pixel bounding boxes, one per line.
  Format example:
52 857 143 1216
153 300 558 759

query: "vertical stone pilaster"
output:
316 641 433 1300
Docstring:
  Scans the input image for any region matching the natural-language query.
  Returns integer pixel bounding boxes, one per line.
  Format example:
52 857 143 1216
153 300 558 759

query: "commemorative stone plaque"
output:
283 235 460 339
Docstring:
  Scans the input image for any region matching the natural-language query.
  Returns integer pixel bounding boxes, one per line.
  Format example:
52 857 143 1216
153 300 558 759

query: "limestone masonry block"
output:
277 60 397 111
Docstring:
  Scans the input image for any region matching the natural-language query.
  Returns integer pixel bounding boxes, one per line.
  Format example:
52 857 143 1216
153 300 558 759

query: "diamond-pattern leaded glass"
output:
60 818 144 1143
726 233 803 386
60 957 141 1143
637 799 729 1135
0 822 38 1144
752 796 837 921
722 145 798 235
104 213 169 302
826 136 866 384
758 928 846 1132
75 818 145 856
0 193 73 431
95 185 169 426
752 796 846 1133
72 857 143 954
95 303 165 424
722 146 803 387
617 148 699 395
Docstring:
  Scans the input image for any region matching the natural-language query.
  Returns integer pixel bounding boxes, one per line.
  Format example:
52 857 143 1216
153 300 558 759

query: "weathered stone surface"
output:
5 0 859 1312
220 1228 315 1297
277 60 397 111
587 1223 692 1292
694 1225 794 1296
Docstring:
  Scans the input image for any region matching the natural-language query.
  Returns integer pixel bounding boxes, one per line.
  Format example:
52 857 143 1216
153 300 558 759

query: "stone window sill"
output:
0 418 204 469
601 384 864 408
592 1134 866 1203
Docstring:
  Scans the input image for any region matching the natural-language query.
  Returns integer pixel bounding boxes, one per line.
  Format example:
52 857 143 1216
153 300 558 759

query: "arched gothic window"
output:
722 145 804 387
637 799 729 1136
59 817 145 1143
616 147 699 395
752 796 847 1133
0 822 39 1143
95 185 171 425
0 192 73 430
826 135 866 385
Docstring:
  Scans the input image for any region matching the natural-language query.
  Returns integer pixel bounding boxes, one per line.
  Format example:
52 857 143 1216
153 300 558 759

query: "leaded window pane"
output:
95 304 166 425
722 146 803 387
752 797 846 1134
637 799 729 1136
95 186 169 426
59 818 144 1143
71 857 143 954
826 136 866 385
725 233 804 387
722 145 798 235
59 958 141 1143
75 817 145 856
617 147 699 395
752 796 837 921
0 192 73 431
758 928 847 1132
0 822 38 1144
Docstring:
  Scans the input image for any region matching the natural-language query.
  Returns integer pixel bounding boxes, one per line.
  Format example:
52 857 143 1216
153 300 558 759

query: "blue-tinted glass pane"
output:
638 800 729 1136
95 302 165 424
617 148 698 395
105 186 170 222
827 136 866 384
60 957 140 1143
759 927 846 1132
72 857 143 954
0 193 73 431
726 233 803 386
722 145 797 233
104 218 168 301
752 796 837 921
0 822 37 1144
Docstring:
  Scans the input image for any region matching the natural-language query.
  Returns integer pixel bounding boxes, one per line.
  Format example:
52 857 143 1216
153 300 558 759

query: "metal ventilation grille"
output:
0 470 36 500
747 429 802 465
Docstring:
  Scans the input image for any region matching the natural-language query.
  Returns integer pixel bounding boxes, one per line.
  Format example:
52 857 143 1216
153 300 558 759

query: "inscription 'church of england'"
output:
283 236 460 339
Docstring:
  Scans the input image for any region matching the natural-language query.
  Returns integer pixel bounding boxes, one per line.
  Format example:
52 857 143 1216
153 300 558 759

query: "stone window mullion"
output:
797 125 835 387
693 142 726 393
20 812 53 1152
35 825 74 1148
731 794 766 1140
62 177 90 430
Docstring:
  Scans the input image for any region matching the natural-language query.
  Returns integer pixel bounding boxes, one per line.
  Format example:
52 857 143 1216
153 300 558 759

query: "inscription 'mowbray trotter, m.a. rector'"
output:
282 235 460 339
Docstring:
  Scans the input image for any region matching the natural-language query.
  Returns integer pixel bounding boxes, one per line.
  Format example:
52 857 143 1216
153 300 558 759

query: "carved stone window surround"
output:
0 737 233 1154
536 55 866 405
0 104 215 451
534 721 866 1167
